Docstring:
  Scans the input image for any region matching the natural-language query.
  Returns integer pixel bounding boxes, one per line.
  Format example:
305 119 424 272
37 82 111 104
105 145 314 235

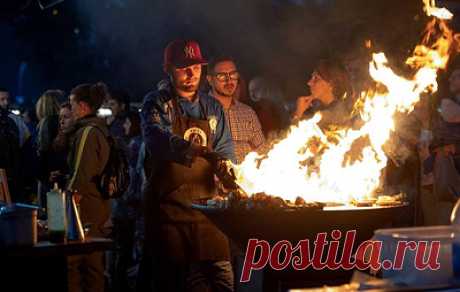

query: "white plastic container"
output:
46 185 67 243
373 225 453 286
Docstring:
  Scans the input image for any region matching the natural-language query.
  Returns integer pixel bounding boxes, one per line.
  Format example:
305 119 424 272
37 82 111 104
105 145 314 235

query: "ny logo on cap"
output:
184 46 195 58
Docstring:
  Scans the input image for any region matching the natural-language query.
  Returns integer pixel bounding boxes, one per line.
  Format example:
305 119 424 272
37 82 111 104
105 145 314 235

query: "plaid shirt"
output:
224 100 266 163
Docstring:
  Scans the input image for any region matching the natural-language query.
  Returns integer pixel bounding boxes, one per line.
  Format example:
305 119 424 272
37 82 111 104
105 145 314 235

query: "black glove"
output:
202 151 223 165
185 143 210 164
203 152 239 190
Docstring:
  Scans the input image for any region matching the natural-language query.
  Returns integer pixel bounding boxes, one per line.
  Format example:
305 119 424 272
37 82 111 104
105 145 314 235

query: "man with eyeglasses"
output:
207 57 265 163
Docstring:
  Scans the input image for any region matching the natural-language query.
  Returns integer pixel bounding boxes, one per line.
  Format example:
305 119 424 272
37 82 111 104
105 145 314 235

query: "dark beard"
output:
215 87 234 98
180 83 199 92
175 80 199 93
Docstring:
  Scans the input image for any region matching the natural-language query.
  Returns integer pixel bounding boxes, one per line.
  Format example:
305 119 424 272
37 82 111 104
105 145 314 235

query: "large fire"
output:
232 0 459 204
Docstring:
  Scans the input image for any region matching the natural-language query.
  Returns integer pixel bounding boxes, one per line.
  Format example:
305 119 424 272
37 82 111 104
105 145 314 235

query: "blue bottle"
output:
66 191 85 241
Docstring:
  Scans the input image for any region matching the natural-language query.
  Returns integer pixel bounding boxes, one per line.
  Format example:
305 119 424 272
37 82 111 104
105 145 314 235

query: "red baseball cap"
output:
163 40 207 71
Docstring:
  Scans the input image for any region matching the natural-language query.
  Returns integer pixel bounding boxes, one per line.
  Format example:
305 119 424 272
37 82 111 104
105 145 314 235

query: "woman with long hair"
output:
49 102 75 189
35 89 64 206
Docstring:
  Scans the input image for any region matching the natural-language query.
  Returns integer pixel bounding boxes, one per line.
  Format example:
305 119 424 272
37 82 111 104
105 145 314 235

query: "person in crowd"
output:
292 59 361 166
207 56 266 291
141 39 235 292
340 39 374 101
248 76 289 138
383 96 430 226
292 59 357 182
104 89 133 290
207 56 265 163
106 89 130 141
292 59 353 128
134 140 148 291
66 82 111 292
394 95 432 226
19 107 40 202
293 58 423 225
0 88 30 146
111 111 144 292
426 68 460 223
22 107 39 142
49 102 74 189
35 89 63 206
0 87 30 202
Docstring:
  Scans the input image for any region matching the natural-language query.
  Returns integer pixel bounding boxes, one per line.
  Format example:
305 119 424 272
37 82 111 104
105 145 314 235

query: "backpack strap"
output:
68 126 93 191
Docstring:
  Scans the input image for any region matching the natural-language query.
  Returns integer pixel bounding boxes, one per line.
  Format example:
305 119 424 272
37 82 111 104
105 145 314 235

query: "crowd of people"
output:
0 38 459 292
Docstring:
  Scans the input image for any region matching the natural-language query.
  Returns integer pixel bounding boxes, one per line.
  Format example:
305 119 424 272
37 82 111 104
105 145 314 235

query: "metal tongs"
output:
202 152 241 191
214 159 240 191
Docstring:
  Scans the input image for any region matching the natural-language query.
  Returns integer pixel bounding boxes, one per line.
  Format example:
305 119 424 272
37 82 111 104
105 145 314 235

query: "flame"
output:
423 0 453 20
365 39 372 49
233 0 459 204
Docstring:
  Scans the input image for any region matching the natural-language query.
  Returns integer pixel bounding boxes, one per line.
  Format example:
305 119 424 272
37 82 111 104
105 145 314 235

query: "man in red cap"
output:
140 40 235 291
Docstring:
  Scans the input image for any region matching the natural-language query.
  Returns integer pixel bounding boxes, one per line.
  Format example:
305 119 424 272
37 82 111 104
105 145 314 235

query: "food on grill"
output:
351 198 377 207
375 195 402 206
295 196 306 206
205 191 325 210
350 194 403 207
246 193 287 209
203 188 403 210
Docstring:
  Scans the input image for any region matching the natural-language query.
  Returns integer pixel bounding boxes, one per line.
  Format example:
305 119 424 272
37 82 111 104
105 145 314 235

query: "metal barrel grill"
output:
192 202 410 290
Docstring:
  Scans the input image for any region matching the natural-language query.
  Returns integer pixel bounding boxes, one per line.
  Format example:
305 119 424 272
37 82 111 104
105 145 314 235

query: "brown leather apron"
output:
144 96 230 264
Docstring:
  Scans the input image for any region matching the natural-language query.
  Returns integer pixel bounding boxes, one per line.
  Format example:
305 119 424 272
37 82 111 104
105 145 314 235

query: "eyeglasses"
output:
214 71 239 82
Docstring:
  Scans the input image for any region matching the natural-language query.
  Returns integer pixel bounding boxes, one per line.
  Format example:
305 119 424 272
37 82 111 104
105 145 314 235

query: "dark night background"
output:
1 0 460 107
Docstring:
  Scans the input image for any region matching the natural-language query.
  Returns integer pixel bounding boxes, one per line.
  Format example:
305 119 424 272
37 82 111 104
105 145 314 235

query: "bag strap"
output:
68 126 93 190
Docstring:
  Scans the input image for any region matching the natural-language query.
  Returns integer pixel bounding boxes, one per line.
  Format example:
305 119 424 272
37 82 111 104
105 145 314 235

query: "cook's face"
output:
0 91 9 110
171 64 202 93
59 107 74 131
209 61 239 97
449 69 460 95
307 71 333 100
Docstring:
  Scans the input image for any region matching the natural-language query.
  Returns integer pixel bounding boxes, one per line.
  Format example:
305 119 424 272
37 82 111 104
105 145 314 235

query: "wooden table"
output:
0 238 113 291
0 237 113 257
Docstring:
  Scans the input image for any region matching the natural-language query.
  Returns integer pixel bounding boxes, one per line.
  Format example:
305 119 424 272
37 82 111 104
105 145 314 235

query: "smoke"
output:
5 0 459 104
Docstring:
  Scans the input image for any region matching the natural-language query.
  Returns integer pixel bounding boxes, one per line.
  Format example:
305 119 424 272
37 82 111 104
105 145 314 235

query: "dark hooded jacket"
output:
67 114 111 236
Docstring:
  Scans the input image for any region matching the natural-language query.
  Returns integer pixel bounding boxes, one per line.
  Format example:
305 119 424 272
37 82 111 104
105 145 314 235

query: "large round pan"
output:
192 203 410 249
193 203 410 290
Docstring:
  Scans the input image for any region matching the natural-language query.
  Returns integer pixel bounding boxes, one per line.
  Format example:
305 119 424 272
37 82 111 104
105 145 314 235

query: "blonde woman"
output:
36 89 64 206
